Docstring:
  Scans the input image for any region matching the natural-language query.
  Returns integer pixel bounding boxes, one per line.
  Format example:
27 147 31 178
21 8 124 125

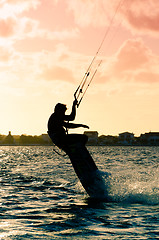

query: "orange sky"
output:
0 0 159 136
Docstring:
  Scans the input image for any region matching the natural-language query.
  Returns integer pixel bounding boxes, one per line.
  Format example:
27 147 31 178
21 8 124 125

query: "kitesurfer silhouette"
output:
47 98 89 152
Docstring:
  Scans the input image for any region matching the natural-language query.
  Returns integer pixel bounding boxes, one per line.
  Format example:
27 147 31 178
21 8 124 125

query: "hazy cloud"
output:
40 66 75 83
135 71 159 83
65 0 159 36
67 0 111 27
1 0 159 41
0 2 79 42
0 17 78 43
121 0 159 35
0 0 40 15
0 45 14 62
114 39 152 73
99 38 159 84
0 17 16 37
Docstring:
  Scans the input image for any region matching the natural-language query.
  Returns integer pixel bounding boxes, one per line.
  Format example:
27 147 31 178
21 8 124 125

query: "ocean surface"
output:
0 146 158 240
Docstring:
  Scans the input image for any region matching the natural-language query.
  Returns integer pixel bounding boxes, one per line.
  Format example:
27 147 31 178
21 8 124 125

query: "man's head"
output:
54 103 67 113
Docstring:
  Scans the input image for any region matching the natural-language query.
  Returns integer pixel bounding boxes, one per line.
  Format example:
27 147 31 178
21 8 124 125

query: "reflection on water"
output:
0 146 158 239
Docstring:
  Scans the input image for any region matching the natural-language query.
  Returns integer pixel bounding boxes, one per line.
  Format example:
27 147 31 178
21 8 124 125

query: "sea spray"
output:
108 164 159 204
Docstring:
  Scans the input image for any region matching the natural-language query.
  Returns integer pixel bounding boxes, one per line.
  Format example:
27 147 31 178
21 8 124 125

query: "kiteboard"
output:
65 142 108 198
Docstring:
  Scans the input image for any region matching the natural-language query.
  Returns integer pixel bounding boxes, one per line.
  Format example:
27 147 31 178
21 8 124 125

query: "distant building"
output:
84 131 98 145
3 131 15 144
140 132 159 145
98 135 117 145
118 132 134 145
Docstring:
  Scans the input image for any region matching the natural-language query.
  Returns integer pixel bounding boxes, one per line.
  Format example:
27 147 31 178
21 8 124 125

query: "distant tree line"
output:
0 131 159 146
0 133 52 145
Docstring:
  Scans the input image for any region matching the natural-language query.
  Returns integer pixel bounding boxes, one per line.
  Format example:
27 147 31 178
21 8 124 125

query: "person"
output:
47 99 89 152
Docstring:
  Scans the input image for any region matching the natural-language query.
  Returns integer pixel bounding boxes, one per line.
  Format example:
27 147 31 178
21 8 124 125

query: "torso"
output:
48 113 66 136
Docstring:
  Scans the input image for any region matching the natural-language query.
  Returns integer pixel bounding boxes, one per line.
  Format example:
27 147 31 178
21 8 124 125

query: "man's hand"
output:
73 97 78 106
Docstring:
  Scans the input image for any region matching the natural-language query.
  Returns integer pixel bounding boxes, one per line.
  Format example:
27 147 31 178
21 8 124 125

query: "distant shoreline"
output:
1 131 159 146
0 143 159 147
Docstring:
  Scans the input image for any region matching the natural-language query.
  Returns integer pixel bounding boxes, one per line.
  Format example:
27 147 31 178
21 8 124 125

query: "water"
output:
0 146 158 240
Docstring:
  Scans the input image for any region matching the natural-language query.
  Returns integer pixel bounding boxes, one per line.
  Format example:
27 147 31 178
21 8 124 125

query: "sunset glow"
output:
1 0 159 136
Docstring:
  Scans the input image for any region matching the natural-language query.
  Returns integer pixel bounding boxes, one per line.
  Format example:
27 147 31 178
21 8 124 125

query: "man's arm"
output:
64 122 89 129
64 99 77 121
